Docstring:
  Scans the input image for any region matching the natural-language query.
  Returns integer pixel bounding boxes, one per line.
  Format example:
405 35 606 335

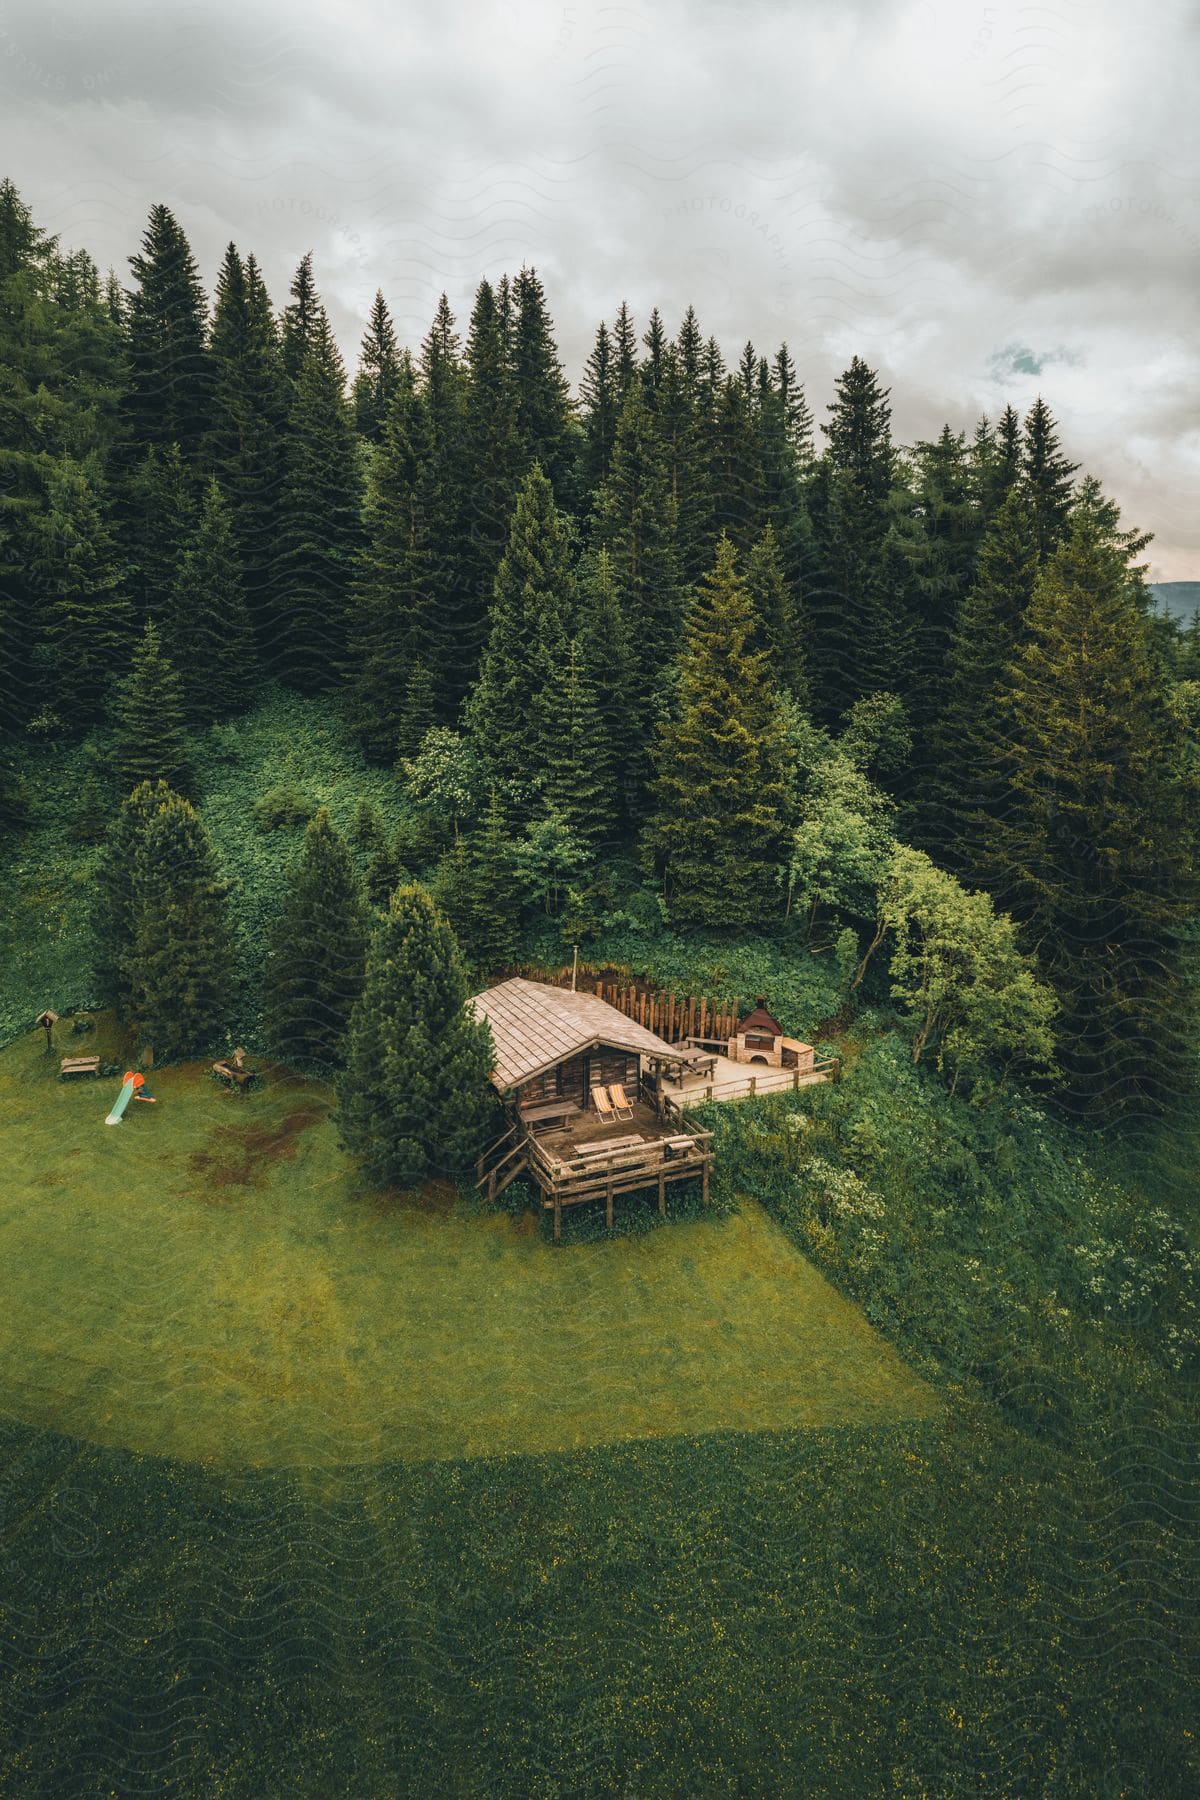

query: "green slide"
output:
105 1077 136 1126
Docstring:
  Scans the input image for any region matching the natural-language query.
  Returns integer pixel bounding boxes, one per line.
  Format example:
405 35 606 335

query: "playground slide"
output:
105 1077 136 1125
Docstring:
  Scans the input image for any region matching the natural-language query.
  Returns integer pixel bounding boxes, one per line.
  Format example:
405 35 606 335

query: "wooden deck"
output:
658 1052 833 1110
475 1093 713 1241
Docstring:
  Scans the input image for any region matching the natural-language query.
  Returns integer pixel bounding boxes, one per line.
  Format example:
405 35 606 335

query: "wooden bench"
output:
59 1055 100 1078
212 1060 254 1087
570 1134 646 1161
663 1134 699 1159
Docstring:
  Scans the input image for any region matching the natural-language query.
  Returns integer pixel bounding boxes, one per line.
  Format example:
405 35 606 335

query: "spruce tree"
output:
589 383 684 792
123 204 211 465
612 301 639 398
92 779 174 1012
537 637 616 852
468 464 575 795
706 375 761 550
281 251 321 384
352 289 401 441
124 443 197 624
126 790 234 1060
110 619 191 796
36 456 132 727
511 267 577 503
642 307 668 402
344 358 433 759
413 294 468 714
745 523 807 707
988 506 1200 1112
773 344 814 461
267 807 369 1067
644 536 793 929
579 318 619 500
807 357 896 724
336 883 494 1189
575 547 636 820
457 278 522 682
923 486 1039 872
1022 395 1078 562
166 478 255 723
206 247 287 648
432 788 521 975
272 314 363 690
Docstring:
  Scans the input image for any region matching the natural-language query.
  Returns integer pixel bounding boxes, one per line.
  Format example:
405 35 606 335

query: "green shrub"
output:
253 784 316 832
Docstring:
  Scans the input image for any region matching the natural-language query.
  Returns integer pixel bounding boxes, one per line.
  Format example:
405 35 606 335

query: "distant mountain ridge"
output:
1149 582 1200 620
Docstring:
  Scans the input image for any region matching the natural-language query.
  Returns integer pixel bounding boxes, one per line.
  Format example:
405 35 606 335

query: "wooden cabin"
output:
471 978 713 1239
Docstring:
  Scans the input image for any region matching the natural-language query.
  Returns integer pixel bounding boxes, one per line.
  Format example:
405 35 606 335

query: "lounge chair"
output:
608 1082 635 1120
590 1083 616 1118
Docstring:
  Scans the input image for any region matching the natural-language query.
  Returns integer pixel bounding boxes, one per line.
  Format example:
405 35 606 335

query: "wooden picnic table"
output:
518 1097 581 1133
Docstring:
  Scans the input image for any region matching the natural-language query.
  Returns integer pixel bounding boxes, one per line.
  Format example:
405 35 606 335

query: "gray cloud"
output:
1 0 1196 573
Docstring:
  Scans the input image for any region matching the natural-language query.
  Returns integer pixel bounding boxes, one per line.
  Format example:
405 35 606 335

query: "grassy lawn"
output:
0 1022 935 1474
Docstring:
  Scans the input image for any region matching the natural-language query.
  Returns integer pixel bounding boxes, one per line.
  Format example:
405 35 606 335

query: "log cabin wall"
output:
514 1046 639 1111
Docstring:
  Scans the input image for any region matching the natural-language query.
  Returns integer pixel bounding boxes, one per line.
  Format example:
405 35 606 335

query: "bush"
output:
253 784 316 832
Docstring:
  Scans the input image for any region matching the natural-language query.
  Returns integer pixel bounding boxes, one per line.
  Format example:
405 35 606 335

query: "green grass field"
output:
0 1021 934 1475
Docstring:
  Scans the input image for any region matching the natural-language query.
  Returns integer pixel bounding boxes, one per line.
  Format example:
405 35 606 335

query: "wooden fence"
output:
516 967 743 1046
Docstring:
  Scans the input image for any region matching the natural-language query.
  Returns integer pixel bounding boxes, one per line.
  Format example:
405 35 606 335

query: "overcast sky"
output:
1 0 1196 575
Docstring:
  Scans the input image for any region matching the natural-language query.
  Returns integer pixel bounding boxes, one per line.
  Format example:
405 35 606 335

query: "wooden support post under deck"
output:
702 1159 710 1207
554 1195 561 1242
606 1165 614 1229
658 1168 665 1217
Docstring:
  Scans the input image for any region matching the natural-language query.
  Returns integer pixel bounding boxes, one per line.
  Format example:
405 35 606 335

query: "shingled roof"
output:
470 977 677 1093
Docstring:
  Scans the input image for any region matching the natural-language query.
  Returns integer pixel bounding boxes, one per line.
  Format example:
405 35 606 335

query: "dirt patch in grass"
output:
190 1104 326 1192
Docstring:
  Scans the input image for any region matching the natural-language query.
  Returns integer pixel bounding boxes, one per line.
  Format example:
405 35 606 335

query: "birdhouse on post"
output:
35 1009 59 1052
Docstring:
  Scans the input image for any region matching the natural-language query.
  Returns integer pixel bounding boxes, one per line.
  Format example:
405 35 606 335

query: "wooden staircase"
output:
475 1124 529 1201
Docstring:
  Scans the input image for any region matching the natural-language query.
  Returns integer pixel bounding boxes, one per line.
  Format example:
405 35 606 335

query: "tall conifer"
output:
644 536 793 928
336 884 493 1188
267 807 369 1066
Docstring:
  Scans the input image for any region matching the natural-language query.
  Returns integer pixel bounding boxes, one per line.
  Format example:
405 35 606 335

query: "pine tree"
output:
344 358 433 759
92 779 174 1012
589 384 683 791
773 344 814 460
706 375 761 549
123 204 211 465
206 247 287 648
642 307 668 403
124 443 197 625
657 338 711 583
511 267 576 503
468 464 576 795
166 478 255 723
0 187 127 738
126 790 234 1059
612 301 639 398
922 485 1039 871
537 637 616 852
110 619 191 795
281 252 321 384
336 883 494 1189
457 278 522 684
807 358 896 724
266 807 369 1067
272 314 363 690
1022 395 1078 562
579 318 619 500
35 456 132 727
988 506 1200 1112
352 289 401 441
745 523 807 706
644 536 794 929
575 547 635 819
433 788 521 974
414 294 468 714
